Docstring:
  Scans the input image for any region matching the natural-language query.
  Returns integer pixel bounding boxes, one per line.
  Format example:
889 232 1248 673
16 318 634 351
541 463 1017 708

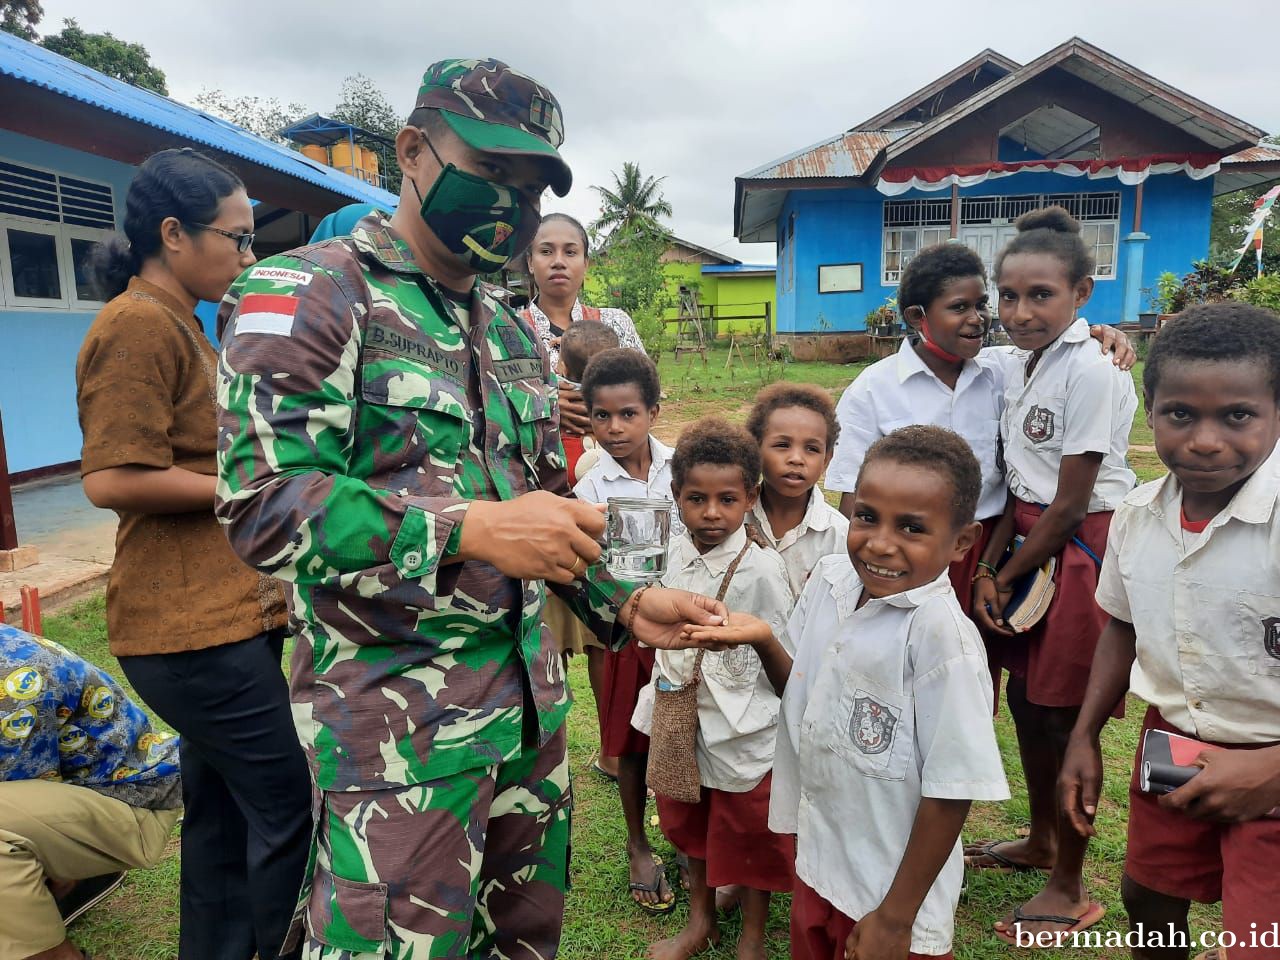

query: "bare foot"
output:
994 886 1103 944
629 843 674 910
646 916 720 960
676 851 691 891
716 884 743 914
963 837 1054 870
735 930 767 960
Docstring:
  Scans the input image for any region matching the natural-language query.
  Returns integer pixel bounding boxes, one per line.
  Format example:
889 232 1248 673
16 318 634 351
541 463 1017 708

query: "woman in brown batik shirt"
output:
76 149 308 960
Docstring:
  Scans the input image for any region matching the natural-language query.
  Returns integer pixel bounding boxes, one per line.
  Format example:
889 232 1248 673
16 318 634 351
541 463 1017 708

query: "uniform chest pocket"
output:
705 645 761 691
359 358 471 496
1238 590 1280 678
1013 396 1065 452
502 377 555 472
828 673 914 781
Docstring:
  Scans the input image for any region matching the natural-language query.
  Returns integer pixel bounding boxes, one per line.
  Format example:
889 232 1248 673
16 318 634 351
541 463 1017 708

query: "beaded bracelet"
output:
971 567 995 584
976 560 999 576
626 584 652 635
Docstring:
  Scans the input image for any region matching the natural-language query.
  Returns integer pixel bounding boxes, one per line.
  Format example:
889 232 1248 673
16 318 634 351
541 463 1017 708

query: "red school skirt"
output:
790 877 954 960
599 641 654 758
992 500 1112 710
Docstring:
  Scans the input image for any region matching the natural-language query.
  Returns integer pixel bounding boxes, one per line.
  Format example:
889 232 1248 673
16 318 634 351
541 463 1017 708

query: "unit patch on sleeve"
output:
236 293 300 337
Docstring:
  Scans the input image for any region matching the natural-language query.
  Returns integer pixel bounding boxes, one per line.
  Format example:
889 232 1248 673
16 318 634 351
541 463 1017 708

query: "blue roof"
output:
701 263 776 274
0 32 398 209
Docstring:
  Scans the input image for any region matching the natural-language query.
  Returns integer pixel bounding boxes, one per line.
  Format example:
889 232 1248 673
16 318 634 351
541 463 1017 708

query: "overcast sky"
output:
38 0 1278 264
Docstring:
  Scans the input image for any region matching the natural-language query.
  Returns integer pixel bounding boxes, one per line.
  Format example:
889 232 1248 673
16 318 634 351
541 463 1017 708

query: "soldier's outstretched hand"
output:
457 491 606 584
623 588 727 649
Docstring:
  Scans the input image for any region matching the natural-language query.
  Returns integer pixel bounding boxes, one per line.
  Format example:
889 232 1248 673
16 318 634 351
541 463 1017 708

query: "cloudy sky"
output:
38 0 1278 264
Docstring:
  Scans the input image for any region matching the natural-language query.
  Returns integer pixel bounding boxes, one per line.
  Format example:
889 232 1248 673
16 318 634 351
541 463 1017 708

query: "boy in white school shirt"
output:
1061 304 1280 960
572 346 682 914
642 417 795 960
689 425 1010 960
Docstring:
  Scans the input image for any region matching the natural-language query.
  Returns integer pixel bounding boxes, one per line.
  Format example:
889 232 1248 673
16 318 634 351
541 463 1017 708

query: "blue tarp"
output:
0 31 398 209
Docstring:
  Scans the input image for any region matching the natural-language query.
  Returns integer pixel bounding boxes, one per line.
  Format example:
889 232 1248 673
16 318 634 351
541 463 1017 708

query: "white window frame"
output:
62 224 110 310
0 218 70 309
882 192 1120 285
0 158 115 312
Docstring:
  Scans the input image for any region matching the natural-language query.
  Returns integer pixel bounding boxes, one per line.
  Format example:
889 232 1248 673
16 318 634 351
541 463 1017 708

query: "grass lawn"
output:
48 344 1184 959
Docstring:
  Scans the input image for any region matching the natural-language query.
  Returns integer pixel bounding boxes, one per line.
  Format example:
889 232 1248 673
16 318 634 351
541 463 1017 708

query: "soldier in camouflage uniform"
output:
214 58 725 960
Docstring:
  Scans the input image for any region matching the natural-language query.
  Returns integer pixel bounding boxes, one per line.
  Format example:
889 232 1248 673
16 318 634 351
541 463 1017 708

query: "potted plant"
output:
1137 286 1159 330
864 297 899 336
1155 270 1182 322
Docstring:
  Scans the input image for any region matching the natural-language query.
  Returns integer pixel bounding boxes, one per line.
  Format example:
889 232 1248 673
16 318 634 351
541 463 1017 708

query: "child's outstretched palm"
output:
683 611 774 650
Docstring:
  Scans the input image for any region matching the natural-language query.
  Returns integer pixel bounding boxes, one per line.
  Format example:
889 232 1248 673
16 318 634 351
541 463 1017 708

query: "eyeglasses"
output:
195 224 255 254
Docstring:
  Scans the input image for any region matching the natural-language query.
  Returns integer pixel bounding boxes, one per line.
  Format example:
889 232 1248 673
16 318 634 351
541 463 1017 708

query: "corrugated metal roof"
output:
1223 144 1280 164
0 31 398 208
741 130 899 181
701 263 775 274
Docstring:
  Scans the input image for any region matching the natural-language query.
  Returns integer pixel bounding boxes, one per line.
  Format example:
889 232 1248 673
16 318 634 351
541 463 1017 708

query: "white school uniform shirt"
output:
1001 318 1137 511
826 341 1009 521
770 557 1010 955
1095 443 1280 744
652 527 795 792
572 434 684 536
748 486 850 597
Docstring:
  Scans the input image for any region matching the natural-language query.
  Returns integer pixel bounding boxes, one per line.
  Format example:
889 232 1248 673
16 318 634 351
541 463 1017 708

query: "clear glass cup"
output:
604 497 671 582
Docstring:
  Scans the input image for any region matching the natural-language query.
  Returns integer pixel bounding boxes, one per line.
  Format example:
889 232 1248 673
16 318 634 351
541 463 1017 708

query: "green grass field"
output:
48 346 1188 959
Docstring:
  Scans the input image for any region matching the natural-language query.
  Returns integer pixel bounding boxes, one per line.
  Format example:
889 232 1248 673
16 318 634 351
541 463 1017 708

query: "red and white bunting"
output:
876 153 1223 196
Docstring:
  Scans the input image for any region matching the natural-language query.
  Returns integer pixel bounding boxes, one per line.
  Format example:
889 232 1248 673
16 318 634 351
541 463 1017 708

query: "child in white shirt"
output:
645 417 795 960
1060 304 1280 959
689 425 1009 960
571 347 679 914
745 383 849 597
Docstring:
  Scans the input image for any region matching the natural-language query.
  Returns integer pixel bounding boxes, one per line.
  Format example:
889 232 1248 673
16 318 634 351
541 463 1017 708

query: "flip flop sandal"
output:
590 760 619 784
994 902 1106 946
675 851 692 891
629 859 677 915
964 840 1045 873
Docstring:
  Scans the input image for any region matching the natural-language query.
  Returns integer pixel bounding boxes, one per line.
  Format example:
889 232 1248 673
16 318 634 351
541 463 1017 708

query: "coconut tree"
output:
590 162 673 241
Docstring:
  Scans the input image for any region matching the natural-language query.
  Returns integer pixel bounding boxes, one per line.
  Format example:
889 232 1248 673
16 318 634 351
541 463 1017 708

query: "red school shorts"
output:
598 641 654 758
654 772 795 892
790 877 954 960
1125 706 1280 959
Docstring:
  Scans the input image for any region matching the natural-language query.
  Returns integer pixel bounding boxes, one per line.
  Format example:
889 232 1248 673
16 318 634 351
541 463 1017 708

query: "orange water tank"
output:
360 147 380 185
330 141 359 176
299 144 328 165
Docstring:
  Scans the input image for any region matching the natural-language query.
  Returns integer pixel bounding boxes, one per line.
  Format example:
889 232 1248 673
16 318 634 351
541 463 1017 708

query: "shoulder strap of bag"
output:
691 539 755 676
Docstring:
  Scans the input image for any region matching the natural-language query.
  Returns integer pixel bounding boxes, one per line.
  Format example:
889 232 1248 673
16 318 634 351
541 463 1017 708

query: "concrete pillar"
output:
1121 232 1149 324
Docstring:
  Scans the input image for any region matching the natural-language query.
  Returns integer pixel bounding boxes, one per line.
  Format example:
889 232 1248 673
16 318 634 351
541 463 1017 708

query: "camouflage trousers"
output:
293 725 570 960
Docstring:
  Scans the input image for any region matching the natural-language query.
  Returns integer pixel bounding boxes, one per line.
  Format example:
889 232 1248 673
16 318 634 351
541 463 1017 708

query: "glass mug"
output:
602 497 671 582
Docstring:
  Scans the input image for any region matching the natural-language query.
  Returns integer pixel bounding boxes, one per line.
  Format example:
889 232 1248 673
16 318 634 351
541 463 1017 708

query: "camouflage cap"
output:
416 58 571 197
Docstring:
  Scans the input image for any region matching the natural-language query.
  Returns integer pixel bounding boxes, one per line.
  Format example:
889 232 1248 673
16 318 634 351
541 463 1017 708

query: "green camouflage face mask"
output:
415 140 539 272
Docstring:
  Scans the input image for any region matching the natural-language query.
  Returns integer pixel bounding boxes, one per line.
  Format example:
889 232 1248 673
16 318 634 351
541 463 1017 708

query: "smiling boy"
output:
691 425 1010 959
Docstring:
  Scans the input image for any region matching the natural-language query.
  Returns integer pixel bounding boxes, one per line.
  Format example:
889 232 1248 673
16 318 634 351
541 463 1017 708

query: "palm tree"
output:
590 162 673 241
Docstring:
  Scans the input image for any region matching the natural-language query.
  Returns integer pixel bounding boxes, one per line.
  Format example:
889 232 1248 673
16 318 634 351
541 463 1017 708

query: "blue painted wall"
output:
0 131 135 474
774 170 1213 334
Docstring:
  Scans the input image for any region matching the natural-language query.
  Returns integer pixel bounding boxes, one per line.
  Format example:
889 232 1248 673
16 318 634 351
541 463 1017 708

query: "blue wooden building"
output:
734 38 1280 339
0 32 397 480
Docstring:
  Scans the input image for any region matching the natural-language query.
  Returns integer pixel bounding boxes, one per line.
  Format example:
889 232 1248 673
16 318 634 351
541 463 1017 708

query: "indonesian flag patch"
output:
236 292 300 337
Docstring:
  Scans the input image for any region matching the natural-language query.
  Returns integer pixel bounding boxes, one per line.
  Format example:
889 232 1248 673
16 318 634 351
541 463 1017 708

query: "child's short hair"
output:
858 425 980 528
580 348 661 409
1145 302 1280 403
671 417 761 493
560 320 620 381
897 242 987 314
745 382 840 450
994 206 1094 286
